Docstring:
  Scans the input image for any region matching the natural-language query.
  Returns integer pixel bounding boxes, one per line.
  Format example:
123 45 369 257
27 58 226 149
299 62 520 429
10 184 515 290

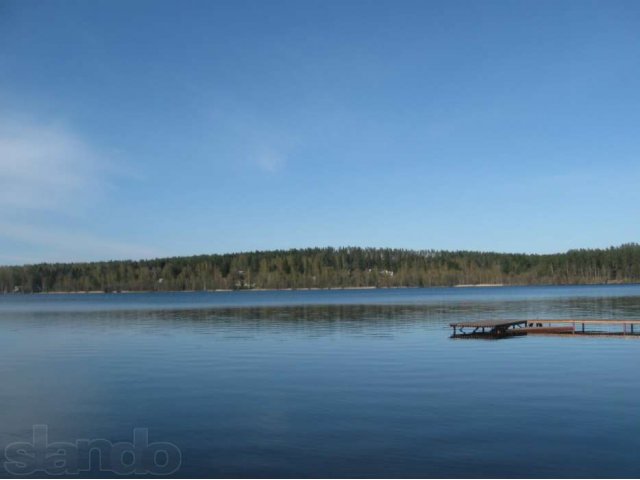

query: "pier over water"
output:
450 319 640 338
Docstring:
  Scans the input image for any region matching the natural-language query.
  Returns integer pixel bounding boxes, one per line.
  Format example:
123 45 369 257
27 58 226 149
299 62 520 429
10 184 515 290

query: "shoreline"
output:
26 286 391 295
6 282 640 295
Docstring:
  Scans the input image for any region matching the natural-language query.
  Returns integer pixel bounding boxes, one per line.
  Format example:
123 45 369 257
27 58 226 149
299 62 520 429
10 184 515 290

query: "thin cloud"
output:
0 115 160 264
0 118 102 212
255 146 287 173
205 100 298 173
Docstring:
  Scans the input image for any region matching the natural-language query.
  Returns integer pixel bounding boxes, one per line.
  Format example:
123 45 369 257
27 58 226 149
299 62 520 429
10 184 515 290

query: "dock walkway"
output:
450 319 640 339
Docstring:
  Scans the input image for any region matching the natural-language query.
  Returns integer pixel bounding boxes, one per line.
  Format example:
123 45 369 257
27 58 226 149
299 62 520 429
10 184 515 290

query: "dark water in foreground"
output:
0 285 639 478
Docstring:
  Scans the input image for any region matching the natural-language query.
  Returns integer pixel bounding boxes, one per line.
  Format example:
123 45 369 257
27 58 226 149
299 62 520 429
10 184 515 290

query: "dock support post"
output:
453 325 457 337
632 324 634 334
582 323 585 333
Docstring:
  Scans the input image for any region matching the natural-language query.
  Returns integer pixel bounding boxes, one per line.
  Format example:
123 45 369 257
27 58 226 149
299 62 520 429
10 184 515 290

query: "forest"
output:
1 244 640 293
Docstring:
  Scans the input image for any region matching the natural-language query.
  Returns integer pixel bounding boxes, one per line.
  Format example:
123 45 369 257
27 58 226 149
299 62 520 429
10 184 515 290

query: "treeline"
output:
1 244 640 293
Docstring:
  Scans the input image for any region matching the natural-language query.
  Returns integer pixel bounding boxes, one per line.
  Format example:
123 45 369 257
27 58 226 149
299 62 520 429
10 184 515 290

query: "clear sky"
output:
1 0 639 264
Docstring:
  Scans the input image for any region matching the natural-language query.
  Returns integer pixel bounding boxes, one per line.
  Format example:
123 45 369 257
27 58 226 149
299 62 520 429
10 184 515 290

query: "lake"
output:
0 285 639 477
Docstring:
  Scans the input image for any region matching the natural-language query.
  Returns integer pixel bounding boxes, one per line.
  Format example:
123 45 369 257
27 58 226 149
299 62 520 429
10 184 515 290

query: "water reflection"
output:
5 293 640 333
0 287 639 478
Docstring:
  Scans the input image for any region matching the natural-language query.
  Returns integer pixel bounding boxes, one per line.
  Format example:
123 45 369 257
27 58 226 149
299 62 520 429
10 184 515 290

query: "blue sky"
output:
1 0 639 263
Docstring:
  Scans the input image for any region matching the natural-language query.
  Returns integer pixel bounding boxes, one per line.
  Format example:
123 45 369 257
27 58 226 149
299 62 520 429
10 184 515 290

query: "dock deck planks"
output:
450 319 526 329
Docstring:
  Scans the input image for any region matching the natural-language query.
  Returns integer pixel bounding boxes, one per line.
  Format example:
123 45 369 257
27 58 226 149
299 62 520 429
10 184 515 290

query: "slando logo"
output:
3 425 181 475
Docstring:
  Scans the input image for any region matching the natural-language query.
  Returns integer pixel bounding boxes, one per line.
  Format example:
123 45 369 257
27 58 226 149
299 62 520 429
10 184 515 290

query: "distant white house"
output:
367 269 394 277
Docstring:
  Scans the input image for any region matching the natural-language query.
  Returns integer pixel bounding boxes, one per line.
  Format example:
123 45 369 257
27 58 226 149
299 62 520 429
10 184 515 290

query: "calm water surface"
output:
1 286 639 478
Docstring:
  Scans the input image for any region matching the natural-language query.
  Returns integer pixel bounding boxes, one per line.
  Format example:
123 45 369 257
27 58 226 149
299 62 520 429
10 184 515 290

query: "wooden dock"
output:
450 319 527 338
450 319 640 339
